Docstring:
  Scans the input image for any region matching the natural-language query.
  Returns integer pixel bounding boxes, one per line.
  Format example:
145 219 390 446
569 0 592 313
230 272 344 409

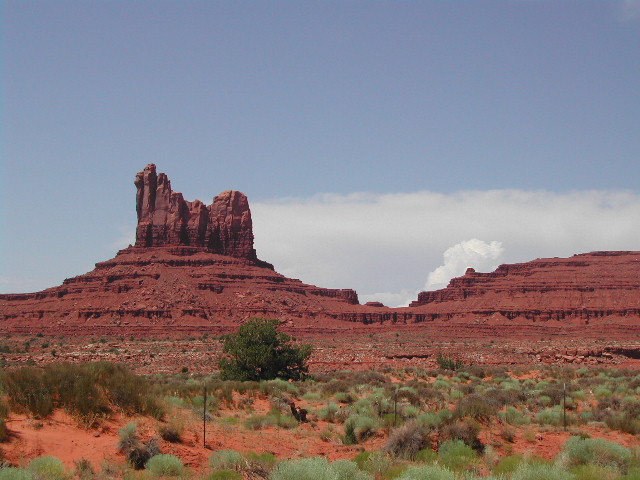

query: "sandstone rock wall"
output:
135 164 256 260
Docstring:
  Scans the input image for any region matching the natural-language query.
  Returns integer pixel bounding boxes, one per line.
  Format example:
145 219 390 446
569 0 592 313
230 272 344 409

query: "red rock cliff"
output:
134 164 257 260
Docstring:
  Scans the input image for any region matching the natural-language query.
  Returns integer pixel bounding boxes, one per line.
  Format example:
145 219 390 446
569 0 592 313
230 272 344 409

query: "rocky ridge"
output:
2 165 640 337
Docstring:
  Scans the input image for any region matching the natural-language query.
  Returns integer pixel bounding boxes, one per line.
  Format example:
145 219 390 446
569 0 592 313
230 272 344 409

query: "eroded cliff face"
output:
134 164 256 260
406 251 640 323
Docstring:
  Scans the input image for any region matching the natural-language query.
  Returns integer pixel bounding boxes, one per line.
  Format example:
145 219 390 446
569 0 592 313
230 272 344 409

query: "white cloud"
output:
359 290 419 308
252 189 640 305
425 239 504 291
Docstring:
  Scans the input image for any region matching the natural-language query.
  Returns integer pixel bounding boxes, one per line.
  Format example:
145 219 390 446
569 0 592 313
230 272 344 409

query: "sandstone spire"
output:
134 164 258 260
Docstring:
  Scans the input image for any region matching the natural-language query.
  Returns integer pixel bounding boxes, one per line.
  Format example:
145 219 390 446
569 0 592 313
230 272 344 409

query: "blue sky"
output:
2 1 640 303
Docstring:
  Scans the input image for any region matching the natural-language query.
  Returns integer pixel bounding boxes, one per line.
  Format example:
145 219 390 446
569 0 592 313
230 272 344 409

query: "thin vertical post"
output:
203 383 207 447
563 382 567 431
393 387 398 427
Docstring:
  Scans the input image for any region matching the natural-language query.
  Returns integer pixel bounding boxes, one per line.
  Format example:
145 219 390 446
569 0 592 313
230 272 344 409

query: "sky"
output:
2 1 640 305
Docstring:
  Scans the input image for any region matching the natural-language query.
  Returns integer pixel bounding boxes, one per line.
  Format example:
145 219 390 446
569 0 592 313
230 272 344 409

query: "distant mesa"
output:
2 164 640 338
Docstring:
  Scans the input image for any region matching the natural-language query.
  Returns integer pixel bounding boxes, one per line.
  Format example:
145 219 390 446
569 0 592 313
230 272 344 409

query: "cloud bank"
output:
424 239 504 292
252 189 640 306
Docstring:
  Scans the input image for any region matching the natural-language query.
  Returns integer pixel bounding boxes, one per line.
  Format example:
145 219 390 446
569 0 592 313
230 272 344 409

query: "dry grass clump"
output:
384 420 430 459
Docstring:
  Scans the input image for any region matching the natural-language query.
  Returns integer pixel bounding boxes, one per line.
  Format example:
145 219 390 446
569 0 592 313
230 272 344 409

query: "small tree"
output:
218 318 312 381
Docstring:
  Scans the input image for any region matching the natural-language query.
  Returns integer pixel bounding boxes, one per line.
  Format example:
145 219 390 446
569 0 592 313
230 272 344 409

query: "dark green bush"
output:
218 318 312 381
436 355 464 371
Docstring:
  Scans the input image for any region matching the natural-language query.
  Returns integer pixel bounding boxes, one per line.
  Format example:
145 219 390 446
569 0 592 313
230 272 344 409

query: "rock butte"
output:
2 164 640 338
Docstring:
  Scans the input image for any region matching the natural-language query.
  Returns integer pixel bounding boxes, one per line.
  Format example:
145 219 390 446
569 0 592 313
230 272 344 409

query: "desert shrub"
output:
414 448 438 464
439 419 483 452
510 463 574 480
331 459 373 480
493 454 525 475
385 420 429 459
454 393 497 420
270 457 372 480
118 423 161 469
206 471 242 480
302 392 321 401
353 452 391 478
244 414 276 430
500 406 530 426
0 468 36 480
158 422 183 443
321 379 351 395
594 387 613 400
275 414 298 429
260 378 299 396
26 456 68 480
4 368 54 418
402 405 420 419
535 406 565 426
344 414 379 443
416 409 452 429
209 450 245 470
73 459 94 480
436 355 464 371
501 426 517 443
622 468 640 480
4 363 162 421
562 436 632 472
218 318 312 381
602 412 640 435
438 439 478 472
86 362 163 418
396 464 456 480
483 387 527 408
396 387 422 407
145 454 184 477
244 451 277 473
570 464 619 480
318 403 340 422
0 399 8 443
335 392 359 404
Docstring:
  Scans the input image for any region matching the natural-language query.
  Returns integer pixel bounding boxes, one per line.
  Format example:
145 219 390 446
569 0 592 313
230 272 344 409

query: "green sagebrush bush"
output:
344 414 379 443
269 457 372 480
510 463 574 480
0 468 37 480
437 439 478 472
206 471 243 480
395 464 456 480
26 456 69 480
209 450 245 470
562 436 632 472
145 454 185 477
570 464 620 480
318 403 340 422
